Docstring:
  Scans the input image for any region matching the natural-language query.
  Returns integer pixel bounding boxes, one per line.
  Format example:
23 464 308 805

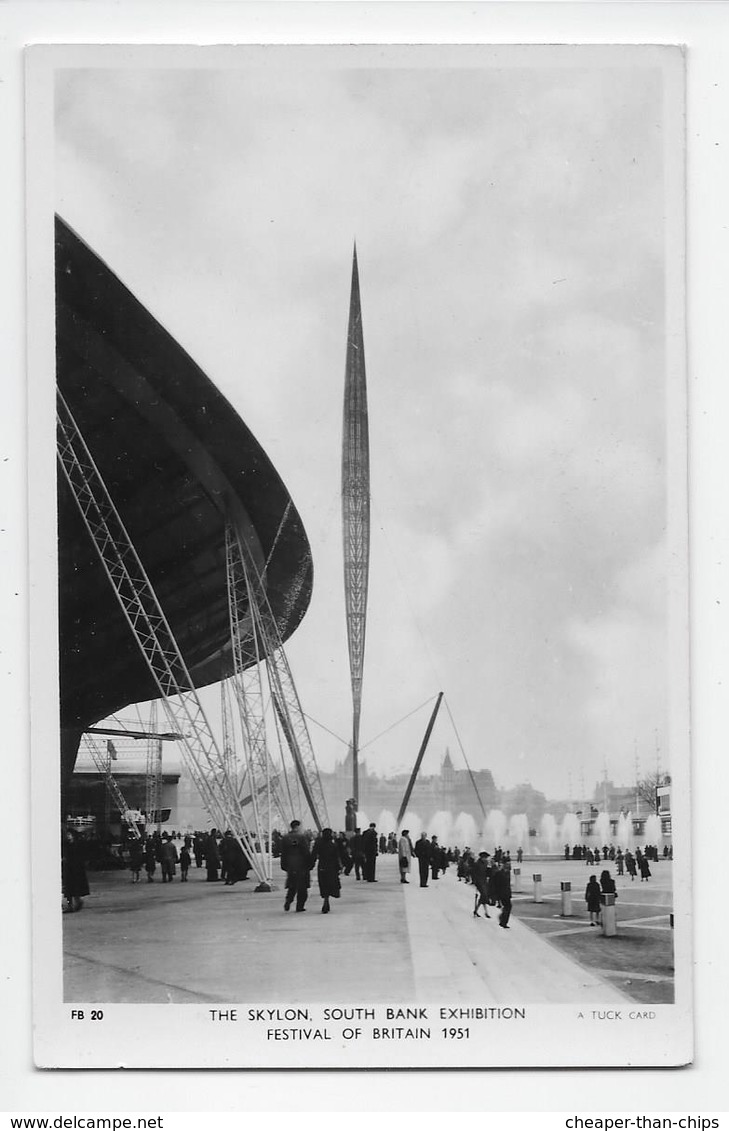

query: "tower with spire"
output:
341 244 371 818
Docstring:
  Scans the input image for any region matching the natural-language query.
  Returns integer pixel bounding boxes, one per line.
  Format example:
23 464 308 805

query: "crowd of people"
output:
562 842 658 881
274 822 518 924
62 826 255 911
62 818 667 925
566 842 671 863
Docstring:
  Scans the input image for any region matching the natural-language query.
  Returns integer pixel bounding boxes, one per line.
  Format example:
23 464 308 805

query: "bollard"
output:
532 873 543 903
601 892 617 936
512 867 522 892
560 880 572 917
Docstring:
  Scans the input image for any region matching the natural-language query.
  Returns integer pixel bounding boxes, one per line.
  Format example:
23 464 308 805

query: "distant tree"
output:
636 772 671 813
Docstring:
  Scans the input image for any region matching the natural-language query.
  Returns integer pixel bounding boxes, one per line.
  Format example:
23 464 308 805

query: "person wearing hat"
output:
280 819 312 912
491 861 513 928
470 851 492 917
362 822 379 882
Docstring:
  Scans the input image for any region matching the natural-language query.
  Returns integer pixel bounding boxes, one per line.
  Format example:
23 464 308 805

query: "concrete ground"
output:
63 853 673 1005
507 856 675 1003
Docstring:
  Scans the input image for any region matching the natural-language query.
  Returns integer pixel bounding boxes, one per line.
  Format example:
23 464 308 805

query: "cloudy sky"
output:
55 46 683 801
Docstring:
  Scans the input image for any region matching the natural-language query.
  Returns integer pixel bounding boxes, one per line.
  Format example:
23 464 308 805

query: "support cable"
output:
443 695 488 821
359 694 439 752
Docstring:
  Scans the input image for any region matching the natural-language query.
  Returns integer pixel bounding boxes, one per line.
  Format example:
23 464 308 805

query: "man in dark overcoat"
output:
491 862 512 928
430 835 441 880
159 834 178 882
414 832 432 888
62 830 90 912
362 822 379 882
280 819 312 912
204 829 220 882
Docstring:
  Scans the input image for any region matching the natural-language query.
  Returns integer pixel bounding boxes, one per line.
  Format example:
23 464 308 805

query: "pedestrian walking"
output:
471 852 492 918
430 835 441 880
585 874 602 926
144 837 157 882
362 822 379 882
128 839 143 883
62 829 89 913
310 827 342 914
398 829 412 883
414 832 432 888
280 819 312 912
337 832 353 876
350 828 365 880
491 862 512 928
205 830 220 882
160 834 178 882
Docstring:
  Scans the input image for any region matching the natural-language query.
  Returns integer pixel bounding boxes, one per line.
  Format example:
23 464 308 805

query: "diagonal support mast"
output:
342 244 371 808
396 692 444 828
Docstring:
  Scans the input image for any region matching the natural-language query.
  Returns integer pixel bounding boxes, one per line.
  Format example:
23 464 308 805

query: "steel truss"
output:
56 388 270 885
83 735 142 839
145 701 163 835
225 521 329 833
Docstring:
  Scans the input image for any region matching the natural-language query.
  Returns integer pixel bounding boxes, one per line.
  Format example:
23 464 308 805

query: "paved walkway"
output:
64 855 627 1004
403 869 627 1003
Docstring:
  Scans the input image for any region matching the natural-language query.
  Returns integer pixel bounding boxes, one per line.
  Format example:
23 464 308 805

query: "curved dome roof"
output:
56 216 313 734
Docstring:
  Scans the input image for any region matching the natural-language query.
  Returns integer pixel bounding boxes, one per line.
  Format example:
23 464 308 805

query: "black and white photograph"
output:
25 41 690 1070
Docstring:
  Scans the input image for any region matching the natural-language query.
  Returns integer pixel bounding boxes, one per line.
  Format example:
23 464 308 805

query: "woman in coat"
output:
638 853 652 882
585 874 602 926
397 829 413 884
310 827 342 914
62 830 90 912
205 830 220 882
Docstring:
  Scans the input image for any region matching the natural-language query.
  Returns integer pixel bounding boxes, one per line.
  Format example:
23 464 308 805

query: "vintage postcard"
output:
26 42 690 1069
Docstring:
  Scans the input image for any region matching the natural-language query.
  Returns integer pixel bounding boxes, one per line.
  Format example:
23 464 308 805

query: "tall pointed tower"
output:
342 245 371 814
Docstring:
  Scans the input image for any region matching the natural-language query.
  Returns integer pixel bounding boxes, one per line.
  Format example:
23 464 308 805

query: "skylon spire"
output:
342 243 371 811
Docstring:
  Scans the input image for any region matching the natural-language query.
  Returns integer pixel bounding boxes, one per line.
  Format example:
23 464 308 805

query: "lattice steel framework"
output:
144 700 163 835
226 525 284 846
225 521 328 833
83 734 142 839
341 245 371 804
56 388 270 884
